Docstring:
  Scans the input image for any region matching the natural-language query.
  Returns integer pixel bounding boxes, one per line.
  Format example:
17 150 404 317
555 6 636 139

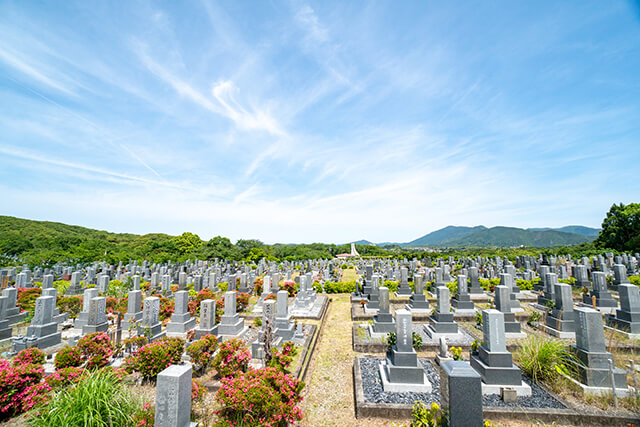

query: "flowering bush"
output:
0 359 45 419
192 379 206 402
13 348 45 367
188 289 216 316
159 297 174 321
254 277 264 296
237 292 251 312
54 346 83 369
267 341 298 374
77 332 114 370
19 381 52 412
45 367 85 389
281 281 296 297
212 339 251 378
124 337 184 381
187 334 218 375
17 287 42 313
215 367 304 426
133 402 155 427
123 335 148 354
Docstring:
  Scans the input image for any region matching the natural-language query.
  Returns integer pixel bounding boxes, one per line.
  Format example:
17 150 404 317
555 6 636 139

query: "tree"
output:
595 203 640 252
173 232 203 256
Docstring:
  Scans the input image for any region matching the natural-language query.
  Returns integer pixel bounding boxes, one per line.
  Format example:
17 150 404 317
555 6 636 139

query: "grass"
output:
29 370 142 427
340 268 359 283
515 335 576 385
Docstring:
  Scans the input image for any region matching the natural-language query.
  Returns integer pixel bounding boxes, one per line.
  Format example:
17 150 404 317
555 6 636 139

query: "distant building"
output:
336 243 360 259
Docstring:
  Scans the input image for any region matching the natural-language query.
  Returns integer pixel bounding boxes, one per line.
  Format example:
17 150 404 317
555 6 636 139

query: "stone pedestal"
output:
372 287 395 334
217 291 245 337
606 283 640 336
440 361 483 427
582 272 617 309
166 291 196 338
424 286 459 338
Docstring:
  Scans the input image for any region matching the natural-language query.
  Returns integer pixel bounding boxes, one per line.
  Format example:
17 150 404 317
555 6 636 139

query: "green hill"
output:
528 225 600 237
406 226 487 247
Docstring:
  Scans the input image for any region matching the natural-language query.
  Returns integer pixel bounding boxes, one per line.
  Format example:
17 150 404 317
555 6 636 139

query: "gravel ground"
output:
360 357 566 409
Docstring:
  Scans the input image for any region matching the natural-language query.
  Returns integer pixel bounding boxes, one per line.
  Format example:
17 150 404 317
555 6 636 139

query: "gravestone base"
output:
363 305 380 314
605 313 640 336
372 312 395 334
408 294 429 310
537 293 554 307
423 325 464 341
365 294 380 310
0 320 12 340
561 372 634 397
122 312 143 330
53 312 69 325
140 323 165 342
217 315 245 336
451 296 475 311
195 325 218 340
275 319 295 340
6 311 27 326
582 292 617 309
453 308 477 316
368 323 394 339
405 305 430 314
480 381 532 397
543 324 576 339
74 312 89 330
570 349 628 389
395 285 412 297
165 317 197 338
468 286 485 295
82 322 108 335
378 361 432 393
577 302 617 314
12 329 62 352
424 312 459 338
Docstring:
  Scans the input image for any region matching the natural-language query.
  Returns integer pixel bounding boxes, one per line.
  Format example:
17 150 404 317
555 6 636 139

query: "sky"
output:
1 1 639 244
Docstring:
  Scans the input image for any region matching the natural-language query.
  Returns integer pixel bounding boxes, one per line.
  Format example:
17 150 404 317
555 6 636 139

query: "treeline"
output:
0 215 624 267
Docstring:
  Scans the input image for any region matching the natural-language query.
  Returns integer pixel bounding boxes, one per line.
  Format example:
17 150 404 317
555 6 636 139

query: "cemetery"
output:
1 235 640 426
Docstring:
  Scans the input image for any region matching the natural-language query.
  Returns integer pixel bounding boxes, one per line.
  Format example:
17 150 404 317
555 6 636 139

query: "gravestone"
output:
132 275 141 291
193 275 203 292
166 291 196 338
440 361 483 427
274 290 294 340
372 287 395 333
610 264 627 291
252 299 276 359
606 283 640 336
396 267 412 296
194 299 217 339
494 285 522 335
574 264 590 289
155 364 193 427
161 274 172 295
13 295 62 351
41 287 68 324
424 286 459 338
74 288 98 329
582 272 617 309
83 297 108 335
379 309 431 392
535 265 550 292
451 275 475 313
122 290 143 330
544 283 576 338
141 296 166 342
538 272 557 307
2 287 26 325
66 271 83 295
365 274 380 311
467 267 484 295
42 274 54 289
571 307 627 389
408 273 429 311
470 309 530 395
217 291 245 336
0 296 13 340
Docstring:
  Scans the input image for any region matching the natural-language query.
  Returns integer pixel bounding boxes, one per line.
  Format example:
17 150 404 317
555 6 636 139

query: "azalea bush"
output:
215 367 304 426
188 289 216 316
267 341 298 374
212 338 251 378
124 337 184 381
54 346 83 369
77 332 114 370
0 359 45 419
236 292 251 312
13 348 45 366
281 281 296 297
45 367 85 390
187 334 218 375
17 287 42 313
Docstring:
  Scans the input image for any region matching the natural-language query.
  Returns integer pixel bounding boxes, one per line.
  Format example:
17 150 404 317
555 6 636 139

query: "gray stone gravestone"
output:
194 299 217 339
83 297 108 335
122 290 143 330
74 288 98 329
166 291 196 338
425 286 459 338
606 284 640 336
13 295 61 351
155 364 193 427
141 296 166 342
372 287 395 333
452 275 475 313
544 283 576 338
440 360 483 427
217 291 245 336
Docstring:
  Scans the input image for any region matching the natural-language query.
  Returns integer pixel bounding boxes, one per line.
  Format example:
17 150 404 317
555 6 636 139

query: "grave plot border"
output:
352 357 640 426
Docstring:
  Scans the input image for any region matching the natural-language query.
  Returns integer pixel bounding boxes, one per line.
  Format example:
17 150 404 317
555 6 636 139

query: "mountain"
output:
351 240 375 245
406 226 487 247
527 225 600 237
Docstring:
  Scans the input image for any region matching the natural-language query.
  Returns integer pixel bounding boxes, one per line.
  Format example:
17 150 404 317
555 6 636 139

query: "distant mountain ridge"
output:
353 224 599 248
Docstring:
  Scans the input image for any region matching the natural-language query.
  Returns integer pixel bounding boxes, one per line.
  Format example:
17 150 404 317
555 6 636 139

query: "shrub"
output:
17 287 42 313
451 346 463 361
29 369 142 427
320 280 356 293
254 278 263 296
471 339 480 353
187 335 219 375
282 281 296 297
13 348 45 366
0 360 44 419
133 401 154 427
188 289 216 316
410 401 444 427
45 367 85 390
253 317 263 327
236 292 251 312
215 367 304 426
267 341 298 373
527 311 542 327
158 297 174 321
54 346 83 369
57 296 83 319
124 338 184 381
20 381 52 412
77 332 114 370
212 338 251 378
517 336 576 384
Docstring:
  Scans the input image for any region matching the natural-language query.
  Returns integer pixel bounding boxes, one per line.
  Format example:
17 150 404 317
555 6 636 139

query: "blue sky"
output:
1 1 639 244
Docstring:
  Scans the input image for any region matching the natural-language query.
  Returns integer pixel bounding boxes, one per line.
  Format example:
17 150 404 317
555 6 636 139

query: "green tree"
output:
595 203 640 251
172 232 203 256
